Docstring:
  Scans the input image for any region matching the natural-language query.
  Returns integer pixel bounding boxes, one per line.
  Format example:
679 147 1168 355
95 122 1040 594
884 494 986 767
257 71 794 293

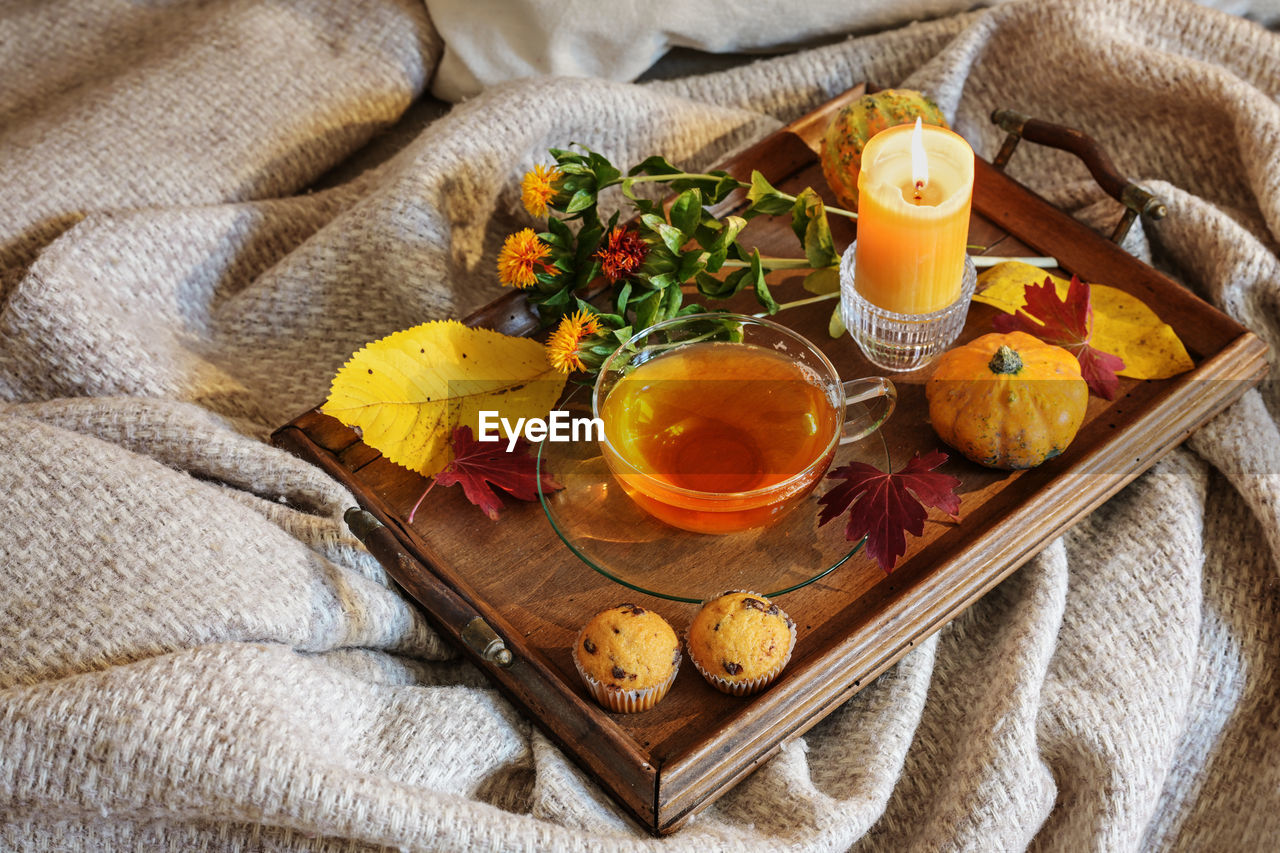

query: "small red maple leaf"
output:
817 450 961 573
410 425 562 522
991 275 1126 400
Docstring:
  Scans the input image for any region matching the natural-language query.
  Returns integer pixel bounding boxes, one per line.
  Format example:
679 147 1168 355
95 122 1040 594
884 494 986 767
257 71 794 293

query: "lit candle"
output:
854 118 974 314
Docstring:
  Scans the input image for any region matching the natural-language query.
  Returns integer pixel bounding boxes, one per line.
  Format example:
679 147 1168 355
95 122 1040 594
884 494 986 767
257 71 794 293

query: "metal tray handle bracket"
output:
990 109 1167 244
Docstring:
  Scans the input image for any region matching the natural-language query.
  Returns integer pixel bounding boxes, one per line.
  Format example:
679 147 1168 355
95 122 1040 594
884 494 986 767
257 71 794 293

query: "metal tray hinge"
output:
462 617 514 667
990 108 1029 170
1114 183 1168 244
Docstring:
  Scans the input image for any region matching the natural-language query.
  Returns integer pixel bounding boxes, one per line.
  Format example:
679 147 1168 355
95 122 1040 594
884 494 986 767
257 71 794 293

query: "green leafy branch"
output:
507 145 855 373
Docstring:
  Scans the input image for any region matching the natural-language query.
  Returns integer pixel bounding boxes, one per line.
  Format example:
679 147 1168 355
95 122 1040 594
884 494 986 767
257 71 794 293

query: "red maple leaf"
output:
410 425 562 522
817 450 961 573
991 275 1125 400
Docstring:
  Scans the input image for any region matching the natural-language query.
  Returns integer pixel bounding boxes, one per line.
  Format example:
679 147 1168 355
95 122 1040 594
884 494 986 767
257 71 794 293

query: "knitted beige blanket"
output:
3 0 1278 849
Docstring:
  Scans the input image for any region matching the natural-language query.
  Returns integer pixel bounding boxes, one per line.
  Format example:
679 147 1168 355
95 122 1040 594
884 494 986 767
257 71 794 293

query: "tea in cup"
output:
592 314 895 534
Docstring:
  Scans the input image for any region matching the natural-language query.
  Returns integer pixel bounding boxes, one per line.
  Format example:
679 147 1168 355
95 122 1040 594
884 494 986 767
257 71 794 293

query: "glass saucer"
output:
536 391 891 603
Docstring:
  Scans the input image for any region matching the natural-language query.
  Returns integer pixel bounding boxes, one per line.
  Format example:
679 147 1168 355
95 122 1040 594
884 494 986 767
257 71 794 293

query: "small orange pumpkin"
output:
926 331 1088 469
820 88 948 210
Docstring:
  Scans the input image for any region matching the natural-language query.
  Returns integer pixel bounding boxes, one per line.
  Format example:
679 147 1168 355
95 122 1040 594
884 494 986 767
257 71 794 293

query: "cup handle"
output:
838 377 896 445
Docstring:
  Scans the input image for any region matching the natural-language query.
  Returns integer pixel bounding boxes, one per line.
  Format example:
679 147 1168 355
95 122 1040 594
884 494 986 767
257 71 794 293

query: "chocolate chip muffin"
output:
686 591 796 696
573 603 681 713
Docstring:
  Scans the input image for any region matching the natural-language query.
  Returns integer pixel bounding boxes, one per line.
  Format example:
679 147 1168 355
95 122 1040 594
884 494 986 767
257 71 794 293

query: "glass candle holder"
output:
839 240 977 372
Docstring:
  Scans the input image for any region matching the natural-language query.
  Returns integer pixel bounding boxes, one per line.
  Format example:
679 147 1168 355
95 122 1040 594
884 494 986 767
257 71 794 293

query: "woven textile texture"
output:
2 0 1279 850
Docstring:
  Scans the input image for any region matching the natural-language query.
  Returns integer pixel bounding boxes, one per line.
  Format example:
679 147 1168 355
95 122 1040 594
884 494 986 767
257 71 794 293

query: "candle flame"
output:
910 116 928 192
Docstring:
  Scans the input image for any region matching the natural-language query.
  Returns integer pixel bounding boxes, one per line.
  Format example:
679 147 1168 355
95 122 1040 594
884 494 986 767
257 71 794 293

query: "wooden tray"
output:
272 86 1269 835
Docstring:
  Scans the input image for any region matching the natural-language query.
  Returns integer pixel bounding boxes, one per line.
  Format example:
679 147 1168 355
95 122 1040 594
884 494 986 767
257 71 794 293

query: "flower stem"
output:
407 477 438 525
639 327 729 354
721 257 814 271
753 291 838 318
623 173 858 219
625 172 729 185
762 186 858 220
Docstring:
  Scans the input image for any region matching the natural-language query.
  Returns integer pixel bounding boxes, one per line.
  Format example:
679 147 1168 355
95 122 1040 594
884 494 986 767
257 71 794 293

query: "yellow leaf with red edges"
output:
322 321 566 477
974 262 1193 380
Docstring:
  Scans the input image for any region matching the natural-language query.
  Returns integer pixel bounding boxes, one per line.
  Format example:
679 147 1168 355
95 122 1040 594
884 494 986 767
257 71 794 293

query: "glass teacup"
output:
592 313 896 534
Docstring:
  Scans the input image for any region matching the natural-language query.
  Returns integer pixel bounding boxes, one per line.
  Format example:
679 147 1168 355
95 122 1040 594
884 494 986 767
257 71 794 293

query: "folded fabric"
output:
424 0 1280 101
2 0 1279 850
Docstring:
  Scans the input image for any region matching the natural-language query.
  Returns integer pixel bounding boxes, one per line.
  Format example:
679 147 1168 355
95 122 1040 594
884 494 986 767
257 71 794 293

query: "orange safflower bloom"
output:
521 163 562 217
546 309 601 373
596 226 648 282
497 228 559 289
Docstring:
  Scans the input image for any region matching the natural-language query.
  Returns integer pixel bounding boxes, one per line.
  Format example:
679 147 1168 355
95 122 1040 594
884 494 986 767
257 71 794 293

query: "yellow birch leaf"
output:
973 261 1194 380
322 321 566 477
1091 287 1196 380
971 261 1038 314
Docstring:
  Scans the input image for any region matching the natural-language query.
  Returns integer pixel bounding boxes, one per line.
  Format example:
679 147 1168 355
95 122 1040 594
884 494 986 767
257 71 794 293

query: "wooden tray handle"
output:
344 507 514 667
989 109 1167 244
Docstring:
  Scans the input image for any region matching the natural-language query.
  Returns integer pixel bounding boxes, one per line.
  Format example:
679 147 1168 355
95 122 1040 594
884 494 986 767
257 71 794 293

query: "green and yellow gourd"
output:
926 332 1089 470
820 89 949 210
